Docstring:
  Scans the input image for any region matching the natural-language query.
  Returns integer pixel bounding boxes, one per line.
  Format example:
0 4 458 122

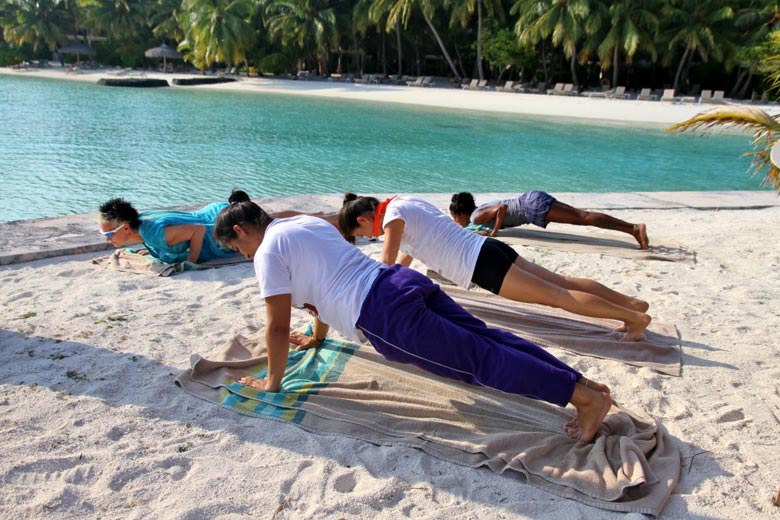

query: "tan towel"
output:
176 333 680 516
92 248 248 276
442 286 682 376
496 227 694 262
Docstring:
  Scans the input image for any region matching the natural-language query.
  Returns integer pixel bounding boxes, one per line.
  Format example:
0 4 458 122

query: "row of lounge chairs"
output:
406 76 434 87
405 77 771 103
638 88 729 103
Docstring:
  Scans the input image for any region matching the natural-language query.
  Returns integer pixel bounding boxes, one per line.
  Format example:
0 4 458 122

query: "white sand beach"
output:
2 194 780 518
3 64 779 124
1 69 780 517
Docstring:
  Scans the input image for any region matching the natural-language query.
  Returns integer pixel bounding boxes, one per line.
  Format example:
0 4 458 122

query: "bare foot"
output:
238 376 266 390
633 223 649 249
566 384 613 443
579 376 610 394
622 313 652 341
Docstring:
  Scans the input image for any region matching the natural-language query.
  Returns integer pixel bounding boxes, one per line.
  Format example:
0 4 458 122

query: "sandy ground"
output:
2 201 780 519
1 69 779 517
3 65 779 124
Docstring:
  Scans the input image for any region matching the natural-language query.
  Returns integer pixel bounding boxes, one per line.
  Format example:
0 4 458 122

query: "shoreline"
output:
4 65 779 125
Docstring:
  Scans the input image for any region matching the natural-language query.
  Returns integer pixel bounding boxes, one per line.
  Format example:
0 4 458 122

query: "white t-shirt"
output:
383 196 486 288
253 215 383 341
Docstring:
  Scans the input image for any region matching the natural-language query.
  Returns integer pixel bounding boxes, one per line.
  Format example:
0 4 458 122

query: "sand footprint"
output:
333 471 357 493
4 290 34 303
716 408 745 423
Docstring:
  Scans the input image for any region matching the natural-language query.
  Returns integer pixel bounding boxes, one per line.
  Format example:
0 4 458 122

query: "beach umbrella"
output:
58 42 95 65
144 43 183 72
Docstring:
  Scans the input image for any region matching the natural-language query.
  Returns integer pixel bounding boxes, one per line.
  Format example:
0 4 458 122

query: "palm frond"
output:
667 106 780 135
667 106 780 192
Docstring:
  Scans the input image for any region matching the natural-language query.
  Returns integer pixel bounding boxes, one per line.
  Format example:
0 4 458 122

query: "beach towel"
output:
442 286 682 376
494 227 694 262
92 247 248 276
177 332 680 516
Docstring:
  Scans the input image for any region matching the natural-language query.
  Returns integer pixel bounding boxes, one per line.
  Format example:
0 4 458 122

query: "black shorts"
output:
470 238 519 294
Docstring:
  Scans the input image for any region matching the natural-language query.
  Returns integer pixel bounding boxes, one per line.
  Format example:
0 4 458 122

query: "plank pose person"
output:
214 190 612 443
339 193 651 341
449 191 649 249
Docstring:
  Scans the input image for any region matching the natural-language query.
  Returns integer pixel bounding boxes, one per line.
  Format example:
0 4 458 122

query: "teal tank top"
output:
137 202 234 264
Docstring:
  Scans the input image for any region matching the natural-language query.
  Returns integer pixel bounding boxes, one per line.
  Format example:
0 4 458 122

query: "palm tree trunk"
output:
381 22 387 76
476 0 484 80
454 44 467 79
415 34 421 76
672 46 690 94
569 47 578 87
352 29 360 75
737 71 753 100
612 45 619 88
541 40 549 84
396 21 403 76
422 11 460 80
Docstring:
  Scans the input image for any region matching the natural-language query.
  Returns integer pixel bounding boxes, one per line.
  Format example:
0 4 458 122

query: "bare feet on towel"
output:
238 376 269 391
619 312 652 341
633 224 649 249
566 383 612 443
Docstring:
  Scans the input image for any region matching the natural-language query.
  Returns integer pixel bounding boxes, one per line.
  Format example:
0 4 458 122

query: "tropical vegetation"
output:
0 0 779 98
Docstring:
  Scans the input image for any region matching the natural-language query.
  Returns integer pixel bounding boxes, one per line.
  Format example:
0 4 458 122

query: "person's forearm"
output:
491 208 506 237
398 253 414 267
265 326 291 391
312 319 329 343
187 227 206 263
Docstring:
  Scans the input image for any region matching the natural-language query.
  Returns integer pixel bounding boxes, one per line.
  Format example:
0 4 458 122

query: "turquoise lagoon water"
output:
0 74 761 223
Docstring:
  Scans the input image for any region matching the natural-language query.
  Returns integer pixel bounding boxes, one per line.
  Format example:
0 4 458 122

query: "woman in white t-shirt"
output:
213 190 612 443
338 193 651 341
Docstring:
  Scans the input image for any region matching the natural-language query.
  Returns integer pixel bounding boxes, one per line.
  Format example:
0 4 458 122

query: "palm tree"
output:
77 0 148 39
1 0 73 54
370 0 461 80
179 0 257 73
264 0 339 75
512 0 592 88
661 0 735 94
594 0 658 89
668 106 780 192
446 0 504 81
149 0 185 42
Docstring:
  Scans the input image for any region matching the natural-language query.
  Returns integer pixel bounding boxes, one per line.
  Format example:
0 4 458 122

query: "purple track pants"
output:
356 265 581 407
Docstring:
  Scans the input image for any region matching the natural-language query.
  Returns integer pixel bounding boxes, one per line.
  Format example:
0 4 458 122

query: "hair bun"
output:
229 189 251 204
343 192 359 204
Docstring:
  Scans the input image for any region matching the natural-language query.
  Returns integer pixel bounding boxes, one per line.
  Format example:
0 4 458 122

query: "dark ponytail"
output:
214 189 272 245
337 192 379 243
449 192 476 218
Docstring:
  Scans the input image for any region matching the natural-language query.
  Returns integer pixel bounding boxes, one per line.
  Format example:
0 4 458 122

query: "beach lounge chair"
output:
636 88 658 101
421 76 434 87
462 78 479 90
497 81 515 92
711 90 726 103
698 89 712 103
560 83 576 96
546 83 564 95
606 86 629 99
659 89 677 102
406 76 424 87
476 79 488 90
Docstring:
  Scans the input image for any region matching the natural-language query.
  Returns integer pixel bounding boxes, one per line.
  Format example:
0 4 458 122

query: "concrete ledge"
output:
0 191 777 267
